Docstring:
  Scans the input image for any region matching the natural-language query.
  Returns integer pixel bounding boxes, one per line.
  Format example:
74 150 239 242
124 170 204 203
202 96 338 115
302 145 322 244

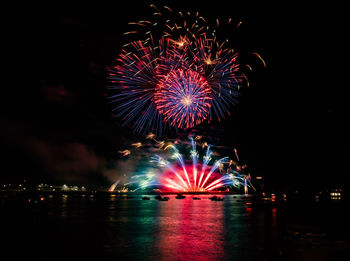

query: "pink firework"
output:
154 69 212 129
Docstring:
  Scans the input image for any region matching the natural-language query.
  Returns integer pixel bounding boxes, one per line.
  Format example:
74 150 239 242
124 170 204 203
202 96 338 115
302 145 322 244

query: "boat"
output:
175 194 186 199
156 195 169 201
142 196 150 200
193 197 201 200
209 196 224 201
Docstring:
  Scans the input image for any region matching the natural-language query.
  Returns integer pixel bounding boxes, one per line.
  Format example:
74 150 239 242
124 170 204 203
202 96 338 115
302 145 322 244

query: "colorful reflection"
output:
156 196 224 260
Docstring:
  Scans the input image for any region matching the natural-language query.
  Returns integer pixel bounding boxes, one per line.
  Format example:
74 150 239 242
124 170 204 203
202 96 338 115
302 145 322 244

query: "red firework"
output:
154 69 212 129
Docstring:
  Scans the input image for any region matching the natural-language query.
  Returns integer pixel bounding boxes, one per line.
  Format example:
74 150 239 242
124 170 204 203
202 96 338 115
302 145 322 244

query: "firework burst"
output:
155 69 212 129
121 136 254 193
108 5 263 135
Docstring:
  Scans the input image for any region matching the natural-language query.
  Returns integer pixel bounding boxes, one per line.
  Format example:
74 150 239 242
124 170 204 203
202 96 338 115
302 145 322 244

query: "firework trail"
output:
118 150 131 157
108 39 167 135
108 180 120 192
108 5 263 136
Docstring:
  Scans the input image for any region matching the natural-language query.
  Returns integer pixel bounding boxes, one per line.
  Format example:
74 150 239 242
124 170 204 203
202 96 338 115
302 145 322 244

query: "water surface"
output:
1 193 349 260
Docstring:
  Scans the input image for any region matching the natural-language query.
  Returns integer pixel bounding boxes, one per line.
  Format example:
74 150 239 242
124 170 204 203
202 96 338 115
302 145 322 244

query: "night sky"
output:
2 1 347 191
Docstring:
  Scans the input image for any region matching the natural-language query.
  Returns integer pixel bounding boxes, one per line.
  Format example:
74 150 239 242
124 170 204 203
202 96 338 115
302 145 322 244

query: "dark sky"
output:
1 1 347 190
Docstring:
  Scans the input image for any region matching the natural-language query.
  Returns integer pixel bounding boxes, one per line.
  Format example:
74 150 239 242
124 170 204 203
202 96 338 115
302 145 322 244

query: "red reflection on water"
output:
271 207 279 254
246 207 252 215
157 197 224 261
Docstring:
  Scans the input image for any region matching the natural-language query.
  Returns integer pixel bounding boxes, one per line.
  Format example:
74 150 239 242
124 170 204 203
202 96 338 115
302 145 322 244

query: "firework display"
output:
107 4 262 136
116 135 254 193
154 69 212 129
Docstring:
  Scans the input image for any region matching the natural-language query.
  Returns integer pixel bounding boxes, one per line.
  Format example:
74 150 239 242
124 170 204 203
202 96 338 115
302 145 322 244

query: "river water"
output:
1 192 349 260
